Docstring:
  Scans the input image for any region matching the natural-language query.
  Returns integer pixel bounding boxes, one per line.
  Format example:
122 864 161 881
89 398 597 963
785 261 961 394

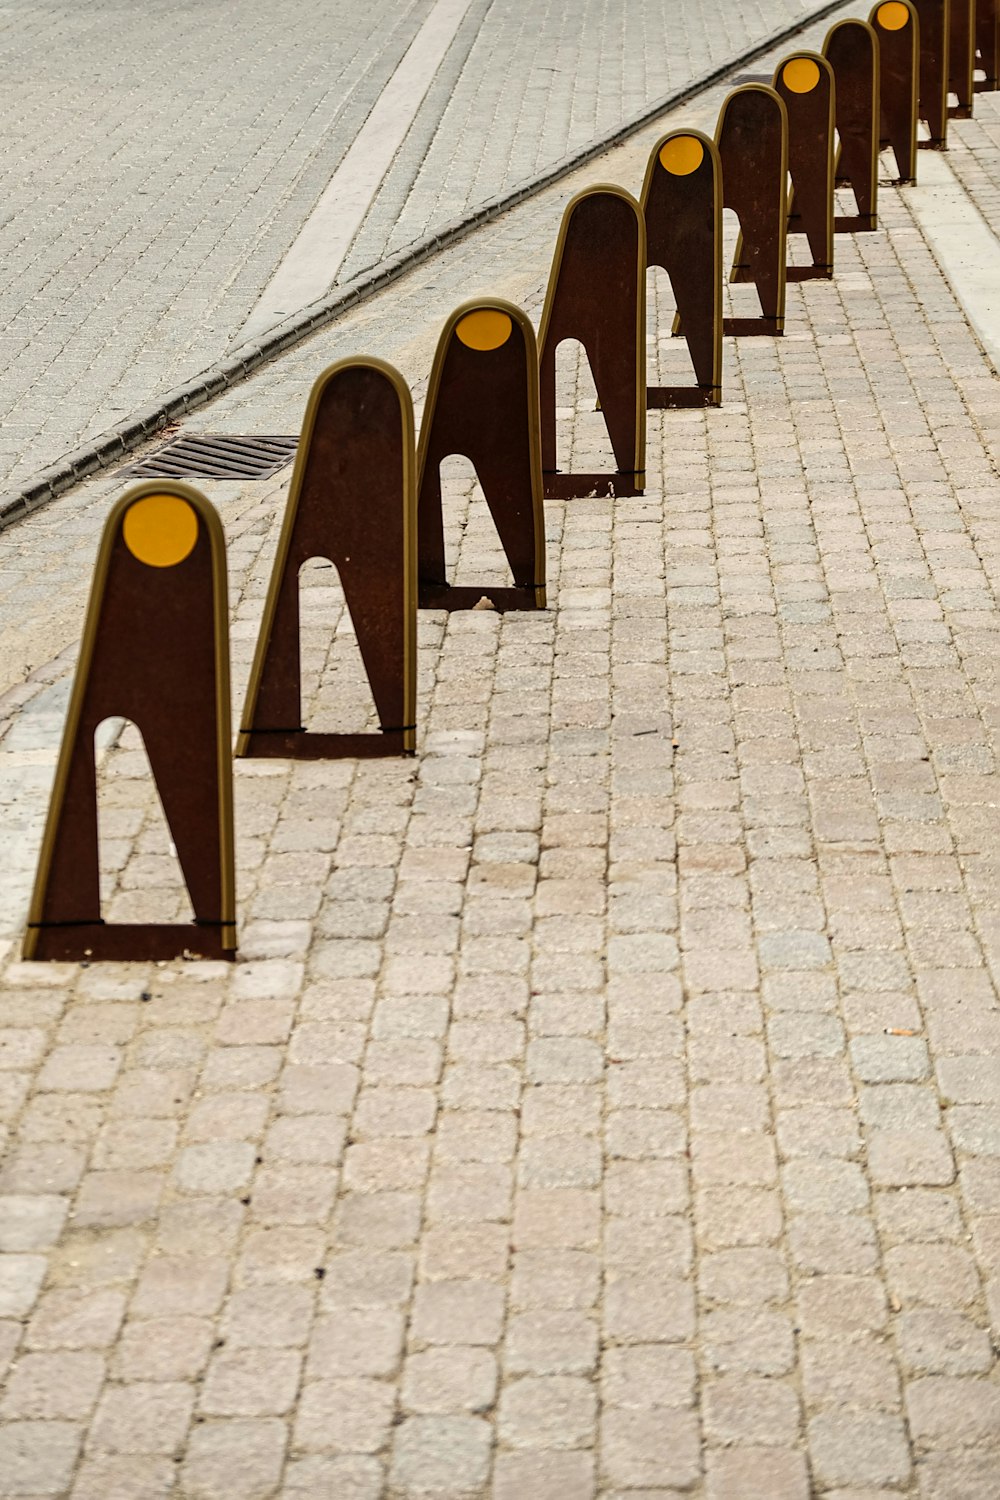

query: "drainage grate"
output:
124 434 299 481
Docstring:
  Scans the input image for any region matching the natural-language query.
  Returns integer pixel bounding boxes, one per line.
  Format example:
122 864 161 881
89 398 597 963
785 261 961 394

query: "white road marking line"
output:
240 0 476 346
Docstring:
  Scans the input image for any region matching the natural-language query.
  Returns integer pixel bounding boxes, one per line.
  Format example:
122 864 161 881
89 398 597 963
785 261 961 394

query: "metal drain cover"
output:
125 434 298 481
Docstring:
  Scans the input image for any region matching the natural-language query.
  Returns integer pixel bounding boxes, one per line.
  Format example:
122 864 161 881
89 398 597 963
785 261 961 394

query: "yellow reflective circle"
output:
455 309 512 351
782 57 821 92
123 494 198 568
659 134 705 175
877 1 910 28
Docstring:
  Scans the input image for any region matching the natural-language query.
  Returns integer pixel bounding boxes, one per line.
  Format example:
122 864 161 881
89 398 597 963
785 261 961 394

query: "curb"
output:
1 0 850 532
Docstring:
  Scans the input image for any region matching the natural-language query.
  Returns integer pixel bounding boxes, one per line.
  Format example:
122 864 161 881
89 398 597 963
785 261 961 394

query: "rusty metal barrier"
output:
238 358 417 761
870 1 919 183
950 0 976 113
717 84 789 336
25 483 236 962
418 299 546 611
641 129 723 408
539 186 646 497
824 18 880 231
912 0 950 145
775 51 837 278
976 0 1000 88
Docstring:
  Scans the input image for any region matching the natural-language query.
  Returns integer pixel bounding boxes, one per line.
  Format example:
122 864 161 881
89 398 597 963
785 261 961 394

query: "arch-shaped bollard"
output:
774 51 836 279
641 128 723 408
717 84 788 336
950 0 975 114
870 0 919 184
976 0 1000 90
237 358 417 760
539 185 646 497
912 0 949 145
25 482 236 962
418 299 546 611
824 18 880 232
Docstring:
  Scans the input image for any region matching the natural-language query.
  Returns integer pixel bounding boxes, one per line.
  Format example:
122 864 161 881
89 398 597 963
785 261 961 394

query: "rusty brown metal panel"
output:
417 299 546 612
640 129 723 408
949 0 976 110
976 0 1000 88
538 186 646 497
912 0 951 143
237 358 417 761
716 84 788 336
775 52 836 279
870 1 920 183
25 482 236 962
824 19 880 231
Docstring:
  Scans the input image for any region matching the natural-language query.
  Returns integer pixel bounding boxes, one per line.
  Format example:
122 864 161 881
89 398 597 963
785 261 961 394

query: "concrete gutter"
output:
0 0 851 532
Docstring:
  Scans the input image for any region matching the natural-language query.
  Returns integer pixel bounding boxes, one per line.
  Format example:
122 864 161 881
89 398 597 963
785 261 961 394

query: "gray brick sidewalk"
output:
3 5 1000 1494
336 0 832 285
1 0 830 504
0 0 435 497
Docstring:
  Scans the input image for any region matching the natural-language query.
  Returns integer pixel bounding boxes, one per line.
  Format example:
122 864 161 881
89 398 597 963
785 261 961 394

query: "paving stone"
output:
410 1281 505 1347
885 1244 981 1310
293 1376 395 1453
705 1446 810 1499
282 1453 382 1497
497 1374 597 1449
803 1338 905 1416
389 1414 492 1493
600 1407 700 1489
89 1380 195 1455
0 1253 46 1317
906 1375 1000 1447
307 1308 404 1379
200 1347 303 1416
69 1453 177 1500
897 1309 993 1376
0 1420 82 1496
0 1194 68 1251
174 1142 257 1195
402 1346 496 1415
26 1288 127 1350
915 1449 1000 1499
808 1412 913 1488
493 1449 596 1500
112 1316 215 1382
131 1257 229 1319
703 1376 801 1447
0 1351 105 1420
219 1285 314 1348
179 1417 288 1499
849 1035 930 1084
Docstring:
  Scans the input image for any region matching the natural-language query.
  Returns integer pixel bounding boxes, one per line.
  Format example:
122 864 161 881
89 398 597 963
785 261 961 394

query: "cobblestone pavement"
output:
334 0 832 284
937 87 1000 226
3 7 1000 1496
1 0 829 500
